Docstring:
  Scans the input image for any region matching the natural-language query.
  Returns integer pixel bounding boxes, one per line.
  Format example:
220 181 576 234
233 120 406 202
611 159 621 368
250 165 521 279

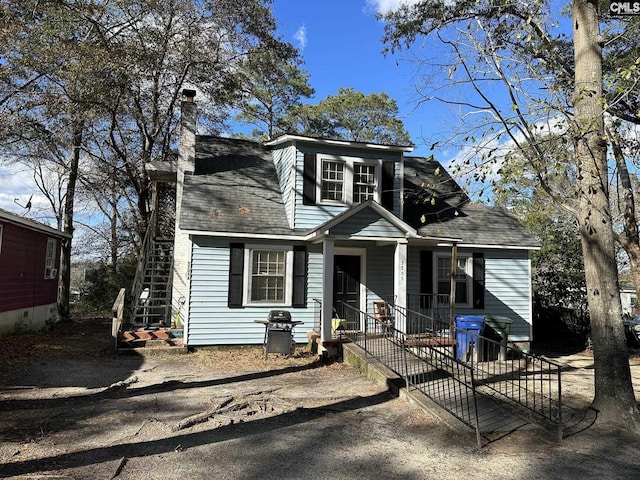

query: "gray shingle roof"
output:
179 137 298 235
179 138 540 247
403 156 540 248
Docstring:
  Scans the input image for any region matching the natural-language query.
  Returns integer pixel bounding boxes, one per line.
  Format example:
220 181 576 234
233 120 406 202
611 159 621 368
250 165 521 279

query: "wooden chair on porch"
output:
372 301 394 334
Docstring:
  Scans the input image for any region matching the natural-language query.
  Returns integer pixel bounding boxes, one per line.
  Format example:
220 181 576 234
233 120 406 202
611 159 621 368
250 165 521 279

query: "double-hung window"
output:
317 155 380 205
45 238 57 279
435 254 472 306
245 246 293 305
320 160 345 203
353 164 376 203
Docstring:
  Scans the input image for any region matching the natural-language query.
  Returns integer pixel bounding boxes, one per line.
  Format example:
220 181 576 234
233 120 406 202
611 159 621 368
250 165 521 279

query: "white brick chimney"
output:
172 88 197 339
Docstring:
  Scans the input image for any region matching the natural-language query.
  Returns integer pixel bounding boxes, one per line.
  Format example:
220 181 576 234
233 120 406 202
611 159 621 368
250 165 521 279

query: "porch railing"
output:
394 304 563 438
338 301 407 375
403 333 482 447
465 328 563 439
337 301 563 441
407 293 450 323
338 301 482 446
312 298 322 331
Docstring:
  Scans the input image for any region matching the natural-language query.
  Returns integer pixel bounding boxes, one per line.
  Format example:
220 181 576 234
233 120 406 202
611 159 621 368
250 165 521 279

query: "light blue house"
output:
146 90 540 352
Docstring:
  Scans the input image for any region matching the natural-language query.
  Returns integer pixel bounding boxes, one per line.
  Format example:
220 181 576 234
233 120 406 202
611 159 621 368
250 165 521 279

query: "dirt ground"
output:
1 317 640 480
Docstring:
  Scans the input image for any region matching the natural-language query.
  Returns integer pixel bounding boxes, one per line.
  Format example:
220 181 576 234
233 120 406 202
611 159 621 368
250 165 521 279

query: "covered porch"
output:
302 200 461 350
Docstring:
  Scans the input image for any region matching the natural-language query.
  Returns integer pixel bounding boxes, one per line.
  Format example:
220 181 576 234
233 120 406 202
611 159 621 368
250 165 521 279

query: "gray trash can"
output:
483 316 513 361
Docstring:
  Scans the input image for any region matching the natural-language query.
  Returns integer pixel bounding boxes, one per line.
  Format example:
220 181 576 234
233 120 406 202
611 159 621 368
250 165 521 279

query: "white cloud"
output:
294 25 307 51
365 0 423 15
0 165 35 212
0 164 57 225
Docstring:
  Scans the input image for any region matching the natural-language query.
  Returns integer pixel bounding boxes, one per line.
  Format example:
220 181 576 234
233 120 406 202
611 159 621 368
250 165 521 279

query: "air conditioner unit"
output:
50 268 57 278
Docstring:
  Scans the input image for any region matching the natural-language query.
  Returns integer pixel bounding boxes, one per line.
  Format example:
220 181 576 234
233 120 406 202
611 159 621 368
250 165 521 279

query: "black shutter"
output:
292 246 307 307
381 161 395 210
228 243 244 308
303 153 316 205
473 253 485 309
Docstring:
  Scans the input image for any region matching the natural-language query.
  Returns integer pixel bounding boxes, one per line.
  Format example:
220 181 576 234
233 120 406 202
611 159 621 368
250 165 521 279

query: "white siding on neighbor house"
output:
406 247 533 341
188 237 322 346
620 289 636 316
293 146 402 229
271 145 296 228
329 209 407 238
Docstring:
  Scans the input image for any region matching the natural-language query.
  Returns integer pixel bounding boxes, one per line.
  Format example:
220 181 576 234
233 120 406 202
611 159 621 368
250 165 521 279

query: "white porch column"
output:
321 238 335 343
394 240 408 333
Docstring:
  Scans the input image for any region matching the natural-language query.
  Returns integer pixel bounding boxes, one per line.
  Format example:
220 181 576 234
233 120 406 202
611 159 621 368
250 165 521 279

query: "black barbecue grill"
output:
255 310 303 358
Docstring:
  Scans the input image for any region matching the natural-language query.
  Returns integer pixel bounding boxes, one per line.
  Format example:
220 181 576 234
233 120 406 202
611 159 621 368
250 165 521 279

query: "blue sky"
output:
272 0 438 159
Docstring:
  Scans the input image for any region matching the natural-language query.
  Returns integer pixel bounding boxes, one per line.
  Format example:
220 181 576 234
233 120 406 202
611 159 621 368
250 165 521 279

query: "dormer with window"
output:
265 135 413 230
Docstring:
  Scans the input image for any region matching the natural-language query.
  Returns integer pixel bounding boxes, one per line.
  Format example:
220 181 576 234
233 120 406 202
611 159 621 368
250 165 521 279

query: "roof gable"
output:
306 200 416 240
177 136 539 248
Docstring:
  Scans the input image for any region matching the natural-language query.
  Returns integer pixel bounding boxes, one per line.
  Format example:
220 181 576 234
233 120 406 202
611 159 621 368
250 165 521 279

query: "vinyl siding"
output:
329 209 406 238
406 248 533 341
365 246 395 314
293 145 402 229
188 237 322 345
482 251 532 340
188 239 533 344
0 221 60 313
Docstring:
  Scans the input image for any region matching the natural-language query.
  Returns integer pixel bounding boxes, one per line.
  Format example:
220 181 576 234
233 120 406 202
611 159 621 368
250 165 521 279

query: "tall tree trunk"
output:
573 0 638 423
610 131 640 303
57 120 83 323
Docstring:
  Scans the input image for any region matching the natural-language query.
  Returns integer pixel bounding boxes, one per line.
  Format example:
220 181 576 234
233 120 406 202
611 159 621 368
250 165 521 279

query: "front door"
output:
333 255 361 319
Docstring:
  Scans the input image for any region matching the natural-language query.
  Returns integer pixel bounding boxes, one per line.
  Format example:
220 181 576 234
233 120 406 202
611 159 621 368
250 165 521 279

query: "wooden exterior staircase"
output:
131 238 174 326
130 207 175 327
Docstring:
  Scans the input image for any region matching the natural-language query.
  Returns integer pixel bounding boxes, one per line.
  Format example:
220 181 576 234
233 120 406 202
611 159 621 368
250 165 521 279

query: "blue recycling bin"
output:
455 315 486 361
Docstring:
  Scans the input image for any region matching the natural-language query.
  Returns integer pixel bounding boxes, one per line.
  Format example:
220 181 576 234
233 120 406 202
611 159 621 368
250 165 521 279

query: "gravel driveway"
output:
0 317 639 479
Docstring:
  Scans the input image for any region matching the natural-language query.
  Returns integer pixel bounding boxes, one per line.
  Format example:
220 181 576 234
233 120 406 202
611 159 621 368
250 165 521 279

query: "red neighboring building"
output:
0 208 70 335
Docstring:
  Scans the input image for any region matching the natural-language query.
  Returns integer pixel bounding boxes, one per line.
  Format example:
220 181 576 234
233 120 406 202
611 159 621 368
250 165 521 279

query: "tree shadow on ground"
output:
0 390 397 477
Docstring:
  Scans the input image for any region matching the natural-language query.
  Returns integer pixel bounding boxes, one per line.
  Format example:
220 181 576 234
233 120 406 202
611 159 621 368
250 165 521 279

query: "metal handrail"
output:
338 301 482 446
393 304 563 439
339 300 563 441
407 293 450 322
312 298 322 331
